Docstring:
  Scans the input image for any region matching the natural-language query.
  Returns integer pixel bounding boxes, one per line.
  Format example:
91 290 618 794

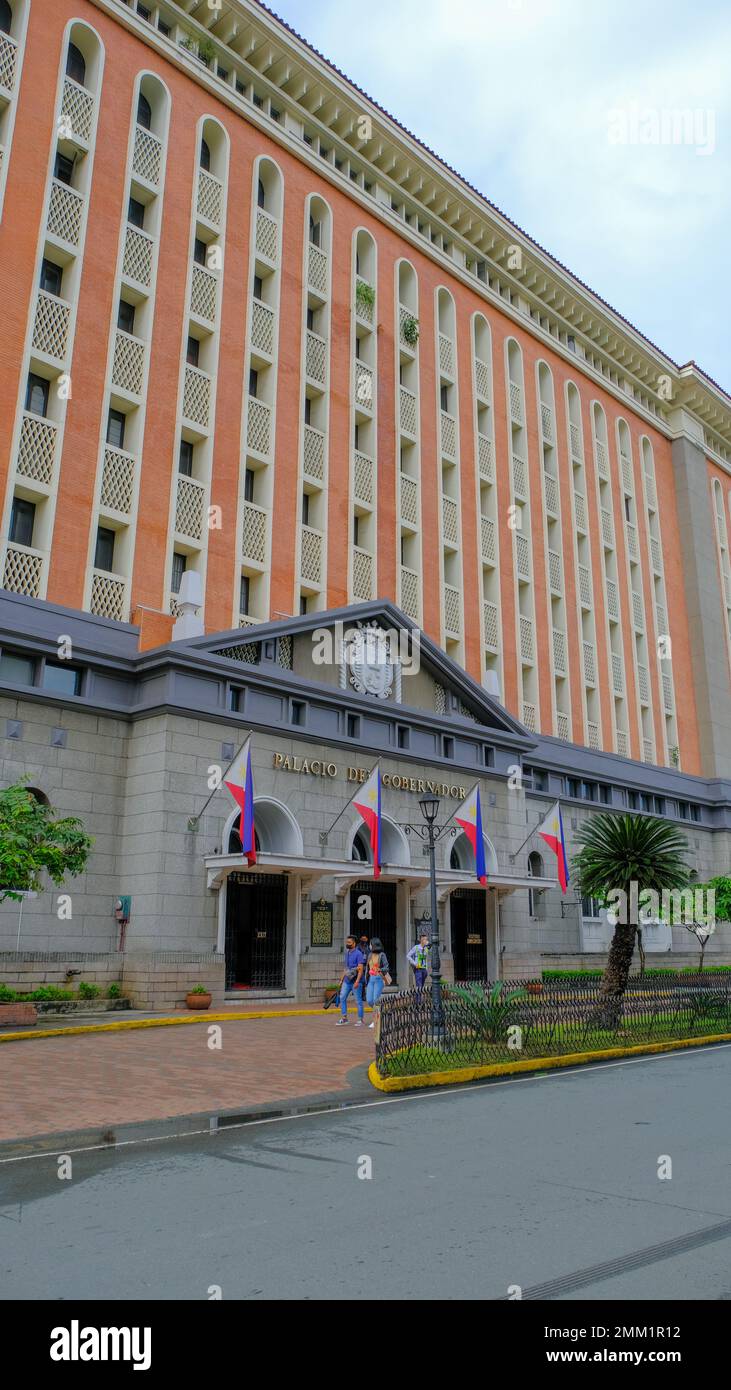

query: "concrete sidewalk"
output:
0 1010 375 1146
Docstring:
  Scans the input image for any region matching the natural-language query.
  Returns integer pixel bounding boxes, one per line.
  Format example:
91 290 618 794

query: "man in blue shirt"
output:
336 935 366 1026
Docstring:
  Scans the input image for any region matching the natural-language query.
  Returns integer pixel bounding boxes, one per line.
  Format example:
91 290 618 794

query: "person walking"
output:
336 935 366 1026
407 931 430 996
365 937 391 1028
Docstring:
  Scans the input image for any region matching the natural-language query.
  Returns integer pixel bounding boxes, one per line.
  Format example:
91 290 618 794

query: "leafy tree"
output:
0 783 93 905
571 813 690 1023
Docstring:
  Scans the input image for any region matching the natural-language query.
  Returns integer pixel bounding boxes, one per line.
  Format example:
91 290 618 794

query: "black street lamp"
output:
401 796 456 1038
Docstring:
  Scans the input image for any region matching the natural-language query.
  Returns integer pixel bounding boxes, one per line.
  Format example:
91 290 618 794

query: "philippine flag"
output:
537 801 569 894
223 738 257 864
454 785 487 885
352 766 381 879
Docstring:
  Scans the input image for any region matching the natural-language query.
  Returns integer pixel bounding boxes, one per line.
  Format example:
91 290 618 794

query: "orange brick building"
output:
1 0 730 779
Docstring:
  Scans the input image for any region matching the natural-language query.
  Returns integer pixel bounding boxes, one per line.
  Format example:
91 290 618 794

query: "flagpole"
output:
318 763 380 845
509 800 564 862
186 734 252 831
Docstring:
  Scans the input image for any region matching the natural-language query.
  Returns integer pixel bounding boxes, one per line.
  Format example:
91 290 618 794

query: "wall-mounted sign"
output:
272 753 465 800
311 898 333 947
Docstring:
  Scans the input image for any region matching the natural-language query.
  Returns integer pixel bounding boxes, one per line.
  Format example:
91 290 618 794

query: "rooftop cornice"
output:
94 0 731 462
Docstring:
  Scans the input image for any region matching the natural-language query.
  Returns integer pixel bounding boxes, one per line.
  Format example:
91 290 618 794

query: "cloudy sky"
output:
264 0 730 391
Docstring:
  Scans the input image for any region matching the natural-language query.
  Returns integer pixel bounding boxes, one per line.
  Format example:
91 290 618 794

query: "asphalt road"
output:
2 1045 731 1301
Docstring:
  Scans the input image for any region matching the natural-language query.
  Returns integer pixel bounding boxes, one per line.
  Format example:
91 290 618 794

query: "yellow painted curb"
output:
0 1006 355 1044
368 1032 731 1092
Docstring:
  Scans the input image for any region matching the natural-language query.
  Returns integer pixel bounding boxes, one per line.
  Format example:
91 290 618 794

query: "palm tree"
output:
571 813 690 1024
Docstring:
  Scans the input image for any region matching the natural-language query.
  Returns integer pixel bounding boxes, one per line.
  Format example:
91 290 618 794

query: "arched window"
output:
257 178 265 210
0 1 12 37
66 42 87 87
137 92 152 131
200 138 211 172
528 850 544 918
352 831 369 862
227 824 261 854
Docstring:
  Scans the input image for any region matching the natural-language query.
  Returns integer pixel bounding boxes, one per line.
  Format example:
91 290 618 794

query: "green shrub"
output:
78 981 101 1000
189 983 210 995
107 982 122 999
402 314 419 346
28 985 75 1001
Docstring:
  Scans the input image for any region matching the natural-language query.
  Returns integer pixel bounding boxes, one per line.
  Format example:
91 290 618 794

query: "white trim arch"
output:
223 795 303 857
347 814 411 867
447 830 498 876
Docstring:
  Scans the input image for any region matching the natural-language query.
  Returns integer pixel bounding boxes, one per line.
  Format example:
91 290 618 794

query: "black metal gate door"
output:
349 880 398 984
451 889 487 982
225 872 287 989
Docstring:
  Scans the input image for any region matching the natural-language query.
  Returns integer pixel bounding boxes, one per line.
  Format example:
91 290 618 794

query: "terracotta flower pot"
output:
186 992 212 1011
526 981 543 995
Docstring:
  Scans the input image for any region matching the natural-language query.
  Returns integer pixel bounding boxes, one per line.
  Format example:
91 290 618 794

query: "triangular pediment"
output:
182 600 530 741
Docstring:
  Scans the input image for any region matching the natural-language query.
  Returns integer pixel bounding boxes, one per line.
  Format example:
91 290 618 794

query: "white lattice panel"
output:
300 525 323 584
112 330 145 396
306 330 327 384
475 358 490 400
61 78 94 145
442 494 458 545
17 413 57 486
645 474 657 511
520 615 534 664
440 411 456 459
90 570 126 621
303 425 325 480
655 604 667 637
544 471 558 514
133 125 162 186
557 711 570 740
509 380 523 423
643 738 654 763
354 361 373 410
191 265 218 323
483 601 499 651
626 522 638 562
522 702 536 732
246 397 271 456
352 546 373 600
595 440 609 478
570 422 583 459
251 298 274 356
574 490 587 532
512 454 527 498
663 672 674 711
123 226 154 288
197 169 223 226
548 549 562 592
175 475 205 540
32 291 71 363
515 531 530 578
0 31 18 95
650 536 662 573
308 242 328 296
583 641 596 685
355 277 375 325
552 627 566 673
632 589 644 629
183 367 211 429
255 208 278 263
541 403 553 441
353 452 373 505
444 584 461 635
621 452 633 494
478 434 493 483
242 503 268 563
616 729 628 756
400 473 418 526
601 507 614 548
400 566 419 620
638 664 650 705
587 721 600 749
612 651 624 694
47 180 84 247
439 333 454 377
399 305 417 352
578 564 592 608
100 445 135 516
2 544 43 597
399 386 417 436
481 515 496 565
606 578 619 621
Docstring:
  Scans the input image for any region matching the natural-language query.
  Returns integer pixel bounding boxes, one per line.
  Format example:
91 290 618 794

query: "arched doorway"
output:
349 879 399 984
450 889 488 981
223 798 302 992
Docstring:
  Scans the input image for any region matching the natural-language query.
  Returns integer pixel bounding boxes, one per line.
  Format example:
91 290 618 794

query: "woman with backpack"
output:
365 937 391 1028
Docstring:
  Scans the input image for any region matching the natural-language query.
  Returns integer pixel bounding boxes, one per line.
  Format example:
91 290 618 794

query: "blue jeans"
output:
340 976 364 1019
413 967 427 995
366 975 384 1009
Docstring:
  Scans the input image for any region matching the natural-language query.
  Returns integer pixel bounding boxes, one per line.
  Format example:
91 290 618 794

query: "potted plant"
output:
198 37 216 69
186 984 212 1011
355 280 375 314
526 979 543 995
323 982 340 1008
402 314 419 347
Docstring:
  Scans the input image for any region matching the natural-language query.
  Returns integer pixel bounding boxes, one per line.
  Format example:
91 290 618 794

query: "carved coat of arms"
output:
345 624 396 699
